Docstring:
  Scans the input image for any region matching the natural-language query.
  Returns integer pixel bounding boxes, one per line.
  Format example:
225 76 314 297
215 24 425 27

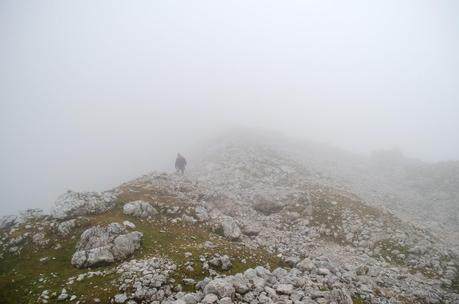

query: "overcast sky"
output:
1 0 458 215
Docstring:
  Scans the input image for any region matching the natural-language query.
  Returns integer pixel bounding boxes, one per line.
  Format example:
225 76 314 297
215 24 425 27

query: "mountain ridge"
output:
0 133 458 303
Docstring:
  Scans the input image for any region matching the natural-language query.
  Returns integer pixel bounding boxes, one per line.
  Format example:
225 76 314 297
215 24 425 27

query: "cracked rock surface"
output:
71 222 143 268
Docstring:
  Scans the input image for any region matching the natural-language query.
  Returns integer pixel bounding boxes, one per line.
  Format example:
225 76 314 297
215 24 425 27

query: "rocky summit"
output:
0 135 458 304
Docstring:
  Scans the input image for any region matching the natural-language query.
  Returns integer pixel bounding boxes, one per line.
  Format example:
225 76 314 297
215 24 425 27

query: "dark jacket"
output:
175 155 187 170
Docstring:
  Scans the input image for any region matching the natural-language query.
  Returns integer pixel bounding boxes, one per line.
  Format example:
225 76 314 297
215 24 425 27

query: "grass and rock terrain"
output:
0 181 285 303
1 137 458 304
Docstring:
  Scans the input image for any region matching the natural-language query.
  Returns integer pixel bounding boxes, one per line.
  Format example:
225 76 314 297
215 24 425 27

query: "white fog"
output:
0 2 458 302
1 0 458 215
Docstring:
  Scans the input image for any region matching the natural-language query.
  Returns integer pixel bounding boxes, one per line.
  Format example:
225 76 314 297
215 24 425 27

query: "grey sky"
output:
1 0 458 215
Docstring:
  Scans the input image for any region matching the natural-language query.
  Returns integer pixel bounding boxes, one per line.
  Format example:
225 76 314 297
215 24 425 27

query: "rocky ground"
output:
1 139 458 303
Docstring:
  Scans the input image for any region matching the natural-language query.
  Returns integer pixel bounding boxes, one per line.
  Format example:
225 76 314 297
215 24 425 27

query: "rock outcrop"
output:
123 200 158 218
51 190 117 219
220 217 241 240
0 215 18 229
2 134 459 304
57 219 77 237
71 223 142 268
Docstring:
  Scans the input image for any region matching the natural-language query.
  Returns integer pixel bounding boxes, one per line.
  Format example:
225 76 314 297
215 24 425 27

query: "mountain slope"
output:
0 133 458 304
191 131 459 237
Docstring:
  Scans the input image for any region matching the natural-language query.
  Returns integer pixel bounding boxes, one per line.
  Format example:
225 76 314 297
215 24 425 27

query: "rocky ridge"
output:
0 139 458 303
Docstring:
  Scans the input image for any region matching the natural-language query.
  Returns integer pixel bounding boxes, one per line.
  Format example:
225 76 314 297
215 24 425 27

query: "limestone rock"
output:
204 278 235 298
71 223 142 268
276 283 293 295
57 219 76 237
51 190 116 219
0 215 18 229
221 217 241 240
123 201 158 218
195 206 210 221
252 194 283 215
202 294 218 304
328 289 353 304
114 294 128 303
32 232 48 246
297 258 315 272
242 223 262 236
122 220 136 229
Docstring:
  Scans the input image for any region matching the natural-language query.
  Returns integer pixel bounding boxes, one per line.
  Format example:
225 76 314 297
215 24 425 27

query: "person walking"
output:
175 153 187 174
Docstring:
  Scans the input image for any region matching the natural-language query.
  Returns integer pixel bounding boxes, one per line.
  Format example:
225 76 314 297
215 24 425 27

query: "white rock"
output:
122 220 136 229
328 289 353 304
317 268 330 276
32 232 49 246
0 215 18 229
123 201 158 218
71 223 143 268
221 217 241 240
182 293 199 304
195 206 209 221
219 297 232 304
57 289 68 301
202 294 218 304
51 190 116 219
114 293 128 303
204 278 235 298
296 258 315 272
276 283 294 295
57 219 76 237
220 255 232 270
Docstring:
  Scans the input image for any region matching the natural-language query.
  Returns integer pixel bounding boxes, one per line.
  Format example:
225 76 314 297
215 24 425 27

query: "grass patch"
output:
352 294 366 304
373 239 409 265
0 224 119 303
452 271 459 293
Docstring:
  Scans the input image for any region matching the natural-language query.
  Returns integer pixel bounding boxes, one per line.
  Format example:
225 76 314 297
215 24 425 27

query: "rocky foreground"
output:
1 141 458 304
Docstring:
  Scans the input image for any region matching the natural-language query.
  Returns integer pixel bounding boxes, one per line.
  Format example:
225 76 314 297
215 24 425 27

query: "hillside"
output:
196 131 459 237
0 135 458 304
286 139 459 238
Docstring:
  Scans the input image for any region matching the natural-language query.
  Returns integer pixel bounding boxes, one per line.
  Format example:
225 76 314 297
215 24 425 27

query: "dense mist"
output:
1 0 459 215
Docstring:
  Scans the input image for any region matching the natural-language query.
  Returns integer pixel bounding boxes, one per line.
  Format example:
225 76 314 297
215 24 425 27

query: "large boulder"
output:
123 201 158 218
0 215 18 229
229 274 250 294
221 217 241 240
204 278 235 298
252 194 283 215
111 233 143 261
51 190 117 220
242 223 262 236
296 257 315 272
195 206 210 222
276 283 293 295
208 255 232 271
72 247 115 267
57 219 77 237
71 222 143 268
20 208 44 219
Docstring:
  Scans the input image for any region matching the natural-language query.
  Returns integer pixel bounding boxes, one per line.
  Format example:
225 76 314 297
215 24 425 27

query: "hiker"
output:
175 153 187 174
